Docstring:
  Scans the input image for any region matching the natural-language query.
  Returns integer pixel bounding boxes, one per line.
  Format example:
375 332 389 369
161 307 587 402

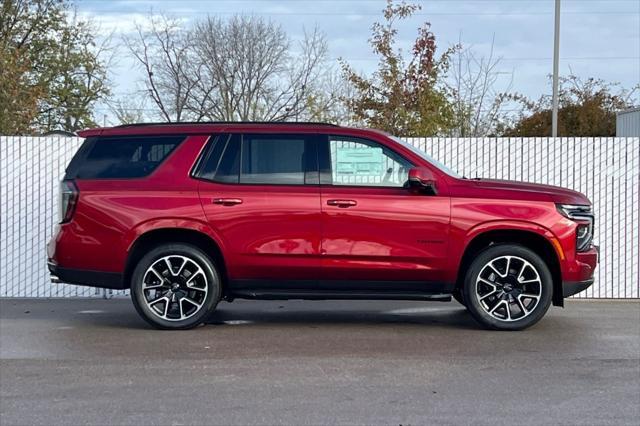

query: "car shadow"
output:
81 302 481 330
3 299 480 331
204 302 481 330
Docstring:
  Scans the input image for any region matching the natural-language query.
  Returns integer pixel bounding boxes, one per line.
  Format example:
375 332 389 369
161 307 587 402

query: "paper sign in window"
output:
336 147 384 176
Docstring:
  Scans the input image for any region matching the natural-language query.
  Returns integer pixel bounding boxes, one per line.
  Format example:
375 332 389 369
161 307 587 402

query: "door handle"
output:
212 198 243 206
326 199 357 208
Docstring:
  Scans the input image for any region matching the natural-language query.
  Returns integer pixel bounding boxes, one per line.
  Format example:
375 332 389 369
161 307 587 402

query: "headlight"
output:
556 204 594 252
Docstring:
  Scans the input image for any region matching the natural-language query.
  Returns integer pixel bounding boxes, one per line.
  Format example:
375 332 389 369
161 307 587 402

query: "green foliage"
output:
340 0 456 136
504 75 638 137
0 0 110 135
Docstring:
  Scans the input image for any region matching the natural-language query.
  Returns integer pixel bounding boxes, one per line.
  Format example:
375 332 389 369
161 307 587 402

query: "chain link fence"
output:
1 136 638 298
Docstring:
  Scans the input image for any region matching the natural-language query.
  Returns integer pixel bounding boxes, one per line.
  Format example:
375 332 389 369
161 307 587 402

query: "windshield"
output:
390 136 462 178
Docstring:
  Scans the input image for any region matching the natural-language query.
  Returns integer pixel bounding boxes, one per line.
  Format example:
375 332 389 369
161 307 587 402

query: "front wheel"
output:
463 244 553 331
130 244 222 330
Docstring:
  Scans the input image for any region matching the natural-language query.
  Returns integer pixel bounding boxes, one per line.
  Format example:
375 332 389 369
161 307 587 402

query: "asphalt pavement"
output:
1 298 639 425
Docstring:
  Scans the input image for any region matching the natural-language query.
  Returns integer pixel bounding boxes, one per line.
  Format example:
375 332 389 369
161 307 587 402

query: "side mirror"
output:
407 167 438 195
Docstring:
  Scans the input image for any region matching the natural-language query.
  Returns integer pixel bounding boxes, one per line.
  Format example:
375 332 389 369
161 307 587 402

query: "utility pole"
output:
552 0 561 137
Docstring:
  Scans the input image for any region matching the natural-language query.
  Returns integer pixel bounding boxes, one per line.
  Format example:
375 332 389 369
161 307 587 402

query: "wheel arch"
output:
124 226 227 292
456 227 563 307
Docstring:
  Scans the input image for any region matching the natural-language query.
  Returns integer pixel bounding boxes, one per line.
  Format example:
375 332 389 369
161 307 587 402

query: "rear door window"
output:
69 135 184 179
196 133 318 185
240 135 307 185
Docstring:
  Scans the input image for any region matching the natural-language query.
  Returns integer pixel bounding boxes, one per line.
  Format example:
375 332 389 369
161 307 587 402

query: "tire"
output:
130 243 222 330
462 244 553 331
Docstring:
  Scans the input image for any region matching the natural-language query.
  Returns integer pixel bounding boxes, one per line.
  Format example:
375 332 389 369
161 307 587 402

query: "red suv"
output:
47 122 598 330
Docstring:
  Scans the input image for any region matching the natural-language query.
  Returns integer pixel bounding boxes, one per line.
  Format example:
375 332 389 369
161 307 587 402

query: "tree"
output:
125 14 330 122
340 0 456 136
193 17 328 121
504 75 638 137
448 34 521 137
0 0 111 134
108 95 147 125
0 0 59 134
124 14 199 122
303 67 356 124
35 12 112 131
0 41 41 134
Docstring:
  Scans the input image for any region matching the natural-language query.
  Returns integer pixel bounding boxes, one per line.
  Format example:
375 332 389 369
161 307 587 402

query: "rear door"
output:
196 133 322 285
319 135 451 288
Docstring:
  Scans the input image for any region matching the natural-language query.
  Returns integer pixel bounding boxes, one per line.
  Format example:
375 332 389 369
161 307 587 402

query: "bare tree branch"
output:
448 34 519 136
123 12 332 123
124 14 200 122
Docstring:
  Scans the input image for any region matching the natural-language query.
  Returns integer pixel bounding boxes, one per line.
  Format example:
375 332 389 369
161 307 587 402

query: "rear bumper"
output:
562 278 594 297
48 260 126 290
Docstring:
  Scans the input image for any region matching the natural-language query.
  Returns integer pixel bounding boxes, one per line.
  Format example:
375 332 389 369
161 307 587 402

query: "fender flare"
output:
454 219 565 276
464 220 559 250
123 217 227 255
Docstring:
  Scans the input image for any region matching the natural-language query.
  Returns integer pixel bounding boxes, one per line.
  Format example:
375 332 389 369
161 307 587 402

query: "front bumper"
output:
561 244 598 298
562 278 595 297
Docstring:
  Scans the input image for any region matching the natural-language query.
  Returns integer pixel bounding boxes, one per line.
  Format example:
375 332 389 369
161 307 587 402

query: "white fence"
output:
0 136 638 298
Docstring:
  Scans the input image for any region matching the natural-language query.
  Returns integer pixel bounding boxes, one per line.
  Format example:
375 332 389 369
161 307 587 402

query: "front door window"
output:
328 136 412 187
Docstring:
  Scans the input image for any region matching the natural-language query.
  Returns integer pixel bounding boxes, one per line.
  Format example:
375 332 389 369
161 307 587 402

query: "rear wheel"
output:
130 244 221 330
463 244 552 331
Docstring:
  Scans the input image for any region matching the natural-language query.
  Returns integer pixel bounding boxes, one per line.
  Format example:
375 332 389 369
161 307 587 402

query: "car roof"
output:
76 121 378 138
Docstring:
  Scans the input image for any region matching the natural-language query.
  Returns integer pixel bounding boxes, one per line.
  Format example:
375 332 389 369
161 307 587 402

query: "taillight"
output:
59 180 79 223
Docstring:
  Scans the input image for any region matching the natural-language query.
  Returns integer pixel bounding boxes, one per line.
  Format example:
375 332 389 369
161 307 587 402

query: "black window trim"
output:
319 134 415 189
64 136 97 180
66 134 187 180
192 132 321 187
189 134 220 180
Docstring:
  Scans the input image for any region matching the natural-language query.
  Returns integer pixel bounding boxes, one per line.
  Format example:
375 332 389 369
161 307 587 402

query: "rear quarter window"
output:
67 135 185 179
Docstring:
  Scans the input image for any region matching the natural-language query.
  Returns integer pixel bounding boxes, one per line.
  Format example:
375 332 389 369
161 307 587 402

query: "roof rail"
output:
113 121 340 128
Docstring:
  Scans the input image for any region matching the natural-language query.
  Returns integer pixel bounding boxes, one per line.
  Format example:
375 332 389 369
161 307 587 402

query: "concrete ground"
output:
0 298 638 426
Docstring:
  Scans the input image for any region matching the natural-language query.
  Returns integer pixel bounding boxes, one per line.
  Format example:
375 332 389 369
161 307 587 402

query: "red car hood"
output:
457 178 590 205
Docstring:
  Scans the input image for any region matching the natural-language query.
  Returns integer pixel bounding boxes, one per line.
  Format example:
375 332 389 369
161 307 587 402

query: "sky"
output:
75 0 640 124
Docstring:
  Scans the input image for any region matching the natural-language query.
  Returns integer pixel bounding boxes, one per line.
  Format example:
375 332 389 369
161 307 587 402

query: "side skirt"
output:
226 279 454 302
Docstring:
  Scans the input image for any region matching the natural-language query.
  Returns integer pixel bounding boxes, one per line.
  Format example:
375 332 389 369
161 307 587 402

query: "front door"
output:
197 133 322 284
319 135 450 289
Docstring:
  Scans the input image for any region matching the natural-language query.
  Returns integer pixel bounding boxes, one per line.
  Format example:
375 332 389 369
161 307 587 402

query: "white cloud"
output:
78 0 639 110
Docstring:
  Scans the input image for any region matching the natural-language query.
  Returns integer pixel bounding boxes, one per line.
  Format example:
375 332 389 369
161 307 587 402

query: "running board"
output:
228 289 452 302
